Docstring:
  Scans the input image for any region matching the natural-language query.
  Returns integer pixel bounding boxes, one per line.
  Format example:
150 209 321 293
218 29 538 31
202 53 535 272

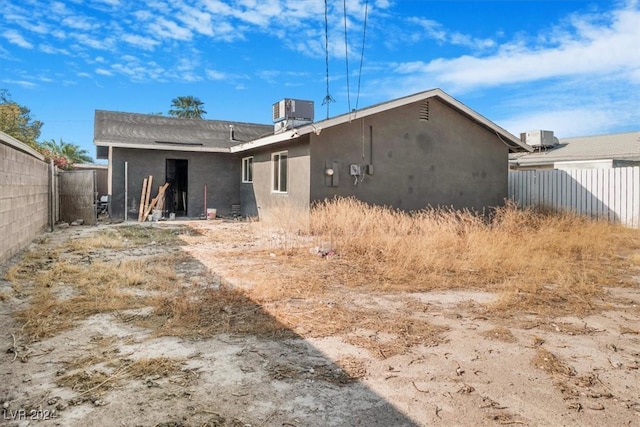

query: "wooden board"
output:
143 182 170 220
137 177 148 222
143 175 153 219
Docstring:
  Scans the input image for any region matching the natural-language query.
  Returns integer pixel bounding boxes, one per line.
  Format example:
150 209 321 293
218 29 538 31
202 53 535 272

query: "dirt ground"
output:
1 219 640 427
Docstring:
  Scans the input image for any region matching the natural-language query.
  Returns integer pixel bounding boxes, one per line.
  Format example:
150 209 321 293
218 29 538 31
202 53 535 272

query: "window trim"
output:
241 156 253 183
271 151 288 193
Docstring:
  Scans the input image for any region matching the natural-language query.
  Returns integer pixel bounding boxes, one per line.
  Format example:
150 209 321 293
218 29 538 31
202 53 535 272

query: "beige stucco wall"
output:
240 139 310 221
0 134 50 264
309 98 509 211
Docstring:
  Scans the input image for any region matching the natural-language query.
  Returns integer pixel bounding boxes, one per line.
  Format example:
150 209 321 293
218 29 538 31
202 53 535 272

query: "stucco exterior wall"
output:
309 98 509 211
110 148 240 220
240 139 310 220
0 138 50 263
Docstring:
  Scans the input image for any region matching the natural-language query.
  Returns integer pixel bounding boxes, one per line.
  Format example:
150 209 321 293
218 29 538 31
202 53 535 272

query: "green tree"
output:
0 89 43 148
168 96 206 119
41 138 94 167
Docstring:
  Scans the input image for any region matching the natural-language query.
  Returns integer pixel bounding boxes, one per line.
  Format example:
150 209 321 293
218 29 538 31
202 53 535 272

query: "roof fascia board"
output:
95 141 230 153
230 132 297 153
434 91 532 152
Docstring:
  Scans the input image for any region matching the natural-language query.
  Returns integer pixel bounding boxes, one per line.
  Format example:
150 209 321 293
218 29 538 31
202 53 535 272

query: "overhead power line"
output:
343 0 351 112
322 0 335 119
355 0 369 112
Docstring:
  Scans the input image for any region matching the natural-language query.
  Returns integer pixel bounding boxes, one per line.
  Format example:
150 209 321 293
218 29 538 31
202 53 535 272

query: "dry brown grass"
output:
57 356 185 396
532 348 577 377
482 326 518 343
152 198 640 358
6 200 640 363
8 226 192 342
307 198 640 316
141 284 297 339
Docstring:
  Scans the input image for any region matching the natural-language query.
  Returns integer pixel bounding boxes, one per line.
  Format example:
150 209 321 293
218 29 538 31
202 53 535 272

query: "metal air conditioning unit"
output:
272 99 315 134
521 130 558 149
272 99 314 122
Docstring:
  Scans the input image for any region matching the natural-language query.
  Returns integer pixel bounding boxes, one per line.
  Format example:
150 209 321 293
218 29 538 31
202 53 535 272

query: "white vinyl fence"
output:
508 167 640 228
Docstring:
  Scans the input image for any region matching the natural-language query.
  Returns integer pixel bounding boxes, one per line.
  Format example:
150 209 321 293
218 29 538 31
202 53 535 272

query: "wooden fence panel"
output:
508 167 640 228
59 169 97 226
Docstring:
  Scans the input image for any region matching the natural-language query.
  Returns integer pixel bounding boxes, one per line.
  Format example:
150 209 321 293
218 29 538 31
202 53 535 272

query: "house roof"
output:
230 88 532 153
94 110 273 153
509 131 640 167
94 89 531 157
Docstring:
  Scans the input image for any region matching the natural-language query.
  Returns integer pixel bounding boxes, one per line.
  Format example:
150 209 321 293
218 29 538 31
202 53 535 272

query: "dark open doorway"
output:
166 159 188 216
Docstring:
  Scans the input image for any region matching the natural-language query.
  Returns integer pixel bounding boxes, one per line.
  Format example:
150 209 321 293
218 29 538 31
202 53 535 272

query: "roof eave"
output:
230 88 533 153
94 140 231 153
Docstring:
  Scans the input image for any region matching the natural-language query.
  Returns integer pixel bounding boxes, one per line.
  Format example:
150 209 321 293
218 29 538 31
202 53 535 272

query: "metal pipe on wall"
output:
124 161 128 223
204 183 207 218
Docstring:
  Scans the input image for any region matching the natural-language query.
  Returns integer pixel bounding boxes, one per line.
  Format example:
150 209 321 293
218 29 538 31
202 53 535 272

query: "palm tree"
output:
168 96 207 119
41 139 93 164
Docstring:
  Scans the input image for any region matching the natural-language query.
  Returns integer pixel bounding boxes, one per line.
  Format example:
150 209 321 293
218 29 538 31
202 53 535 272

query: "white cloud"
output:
361 2 640 138
401 6 640 91
95 68 114 76
2 79 37 88
61 16 98 31
206 69 228 80
122 34 160 50
39 44 70 55
176 57 199 72
500 107 628 139
71 34 115 50
407 17 496 51
107 56 169 82
176 4 215 36
149 17 193 41
4 29 33 49
96 0 120 6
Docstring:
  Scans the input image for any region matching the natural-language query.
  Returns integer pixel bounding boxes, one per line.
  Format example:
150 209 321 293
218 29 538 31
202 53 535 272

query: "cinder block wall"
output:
0 134 50 264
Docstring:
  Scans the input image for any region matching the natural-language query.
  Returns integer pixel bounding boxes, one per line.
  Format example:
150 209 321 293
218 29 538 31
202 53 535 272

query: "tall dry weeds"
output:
308 197 640 315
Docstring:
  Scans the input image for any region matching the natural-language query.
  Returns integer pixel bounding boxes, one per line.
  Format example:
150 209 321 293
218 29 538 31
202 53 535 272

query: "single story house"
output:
94 88 532 221
509 130 640 171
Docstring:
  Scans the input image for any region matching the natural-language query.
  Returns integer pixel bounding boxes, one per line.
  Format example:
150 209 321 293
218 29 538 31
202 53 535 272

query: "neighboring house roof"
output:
94 110 273 153
230 88 532 153
509 131 640 168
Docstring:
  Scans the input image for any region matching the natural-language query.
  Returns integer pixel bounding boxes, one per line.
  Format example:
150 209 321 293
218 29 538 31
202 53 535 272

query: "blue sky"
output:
1 0 639 162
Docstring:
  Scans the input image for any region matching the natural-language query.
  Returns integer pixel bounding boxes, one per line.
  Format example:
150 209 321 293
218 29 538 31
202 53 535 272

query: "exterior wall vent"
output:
419 100 430 121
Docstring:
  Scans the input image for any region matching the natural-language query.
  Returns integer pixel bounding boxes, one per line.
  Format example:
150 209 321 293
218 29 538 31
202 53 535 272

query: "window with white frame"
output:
242 156 253 183
272 151 288 193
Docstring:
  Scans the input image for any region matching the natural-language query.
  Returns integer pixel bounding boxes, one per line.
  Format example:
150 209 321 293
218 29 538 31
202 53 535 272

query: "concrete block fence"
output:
0 132 52 264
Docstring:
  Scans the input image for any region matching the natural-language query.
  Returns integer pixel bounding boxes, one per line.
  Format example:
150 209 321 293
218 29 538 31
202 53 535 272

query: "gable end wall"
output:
309 98 509 211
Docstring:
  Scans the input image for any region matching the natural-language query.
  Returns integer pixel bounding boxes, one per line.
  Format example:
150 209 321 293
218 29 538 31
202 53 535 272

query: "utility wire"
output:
355 0 369 112
343 0 351 112
322 0 335 119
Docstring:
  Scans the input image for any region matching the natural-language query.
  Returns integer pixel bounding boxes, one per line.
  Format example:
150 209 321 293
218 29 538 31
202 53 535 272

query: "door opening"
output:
166 159 188 216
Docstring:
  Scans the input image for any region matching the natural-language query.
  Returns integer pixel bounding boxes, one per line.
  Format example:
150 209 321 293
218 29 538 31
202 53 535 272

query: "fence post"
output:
49 158 55 232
